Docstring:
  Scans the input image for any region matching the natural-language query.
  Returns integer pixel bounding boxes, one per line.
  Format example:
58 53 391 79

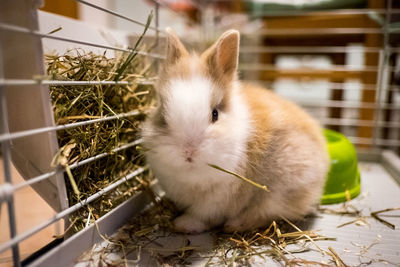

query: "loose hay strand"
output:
208 164 270 192
65 165 81 199
52 217 79 239
280 216 326 255
370 207 400 229
114 11 153 82
328 246 348 267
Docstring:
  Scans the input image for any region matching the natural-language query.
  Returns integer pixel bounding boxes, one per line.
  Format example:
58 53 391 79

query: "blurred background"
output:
41 0 400 153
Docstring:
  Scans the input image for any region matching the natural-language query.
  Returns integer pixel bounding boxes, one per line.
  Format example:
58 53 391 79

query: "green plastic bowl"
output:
321 129 361 204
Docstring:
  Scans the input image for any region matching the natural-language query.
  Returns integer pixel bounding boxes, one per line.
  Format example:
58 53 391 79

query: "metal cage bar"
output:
239 46 400 54
0 87 21 266
73 0 165 33
239 63 392 72
0 109 142 142
242 28 394 36
0 22 166 60
0 78 156 86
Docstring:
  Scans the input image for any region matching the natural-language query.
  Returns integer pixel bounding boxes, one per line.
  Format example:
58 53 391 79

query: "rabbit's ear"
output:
202 30 240 79
165 27 189 64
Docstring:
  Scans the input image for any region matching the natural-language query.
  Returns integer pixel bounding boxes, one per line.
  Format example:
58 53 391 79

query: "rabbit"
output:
141 28 330 233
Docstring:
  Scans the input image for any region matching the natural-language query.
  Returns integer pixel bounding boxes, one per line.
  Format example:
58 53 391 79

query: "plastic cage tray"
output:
27 151 400 267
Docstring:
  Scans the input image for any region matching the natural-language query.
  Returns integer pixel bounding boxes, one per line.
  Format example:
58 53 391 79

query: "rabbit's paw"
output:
223 218 248 233
174 214 206 234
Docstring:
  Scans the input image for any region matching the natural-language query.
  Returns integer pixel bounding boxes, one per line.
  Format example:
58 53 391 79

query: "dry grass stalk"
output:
328 246 348 267
52 217 79 239
281 216 353 267
208 164 270 192
336 217 369 228
349 237 396 266
319 199 398 230
286 258 331 266
370 207 400 229
318 203 361 217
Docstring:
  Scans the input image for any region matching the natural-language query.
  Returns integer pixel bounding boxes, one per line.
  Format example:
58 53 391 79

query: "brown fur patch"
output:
240 82 327 174
165 28 189 65
159 54 197 82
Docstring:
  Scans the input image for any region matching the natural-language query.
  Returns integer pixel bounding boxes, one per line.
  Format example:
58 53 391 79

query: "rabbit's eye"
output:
211 108 218 123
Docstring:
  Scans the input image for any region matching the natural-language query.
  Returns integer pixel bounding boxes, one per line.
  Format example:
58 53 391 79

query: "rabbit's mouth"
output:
181 137 203 164
183 148 196 163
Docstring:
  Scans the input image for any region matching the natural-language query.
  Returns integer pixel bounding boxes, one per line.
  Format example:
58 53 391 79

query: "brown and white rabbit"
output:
141 28 330 233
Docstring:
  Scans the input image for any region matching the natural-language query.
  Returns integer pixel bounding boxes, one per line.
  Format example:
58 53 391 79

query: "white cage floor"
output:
73 162 400 267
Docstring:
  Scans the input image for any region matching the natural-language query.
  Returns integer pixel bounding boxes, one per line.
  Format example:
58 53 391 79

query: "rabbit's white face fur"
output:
143 74 251 186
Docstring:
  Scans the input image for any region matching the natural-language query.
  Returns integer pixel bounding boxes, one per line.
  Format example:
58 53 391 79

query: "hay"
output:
208 164 270 192
48 13 157 232
370 207 400 229
75 197 340 266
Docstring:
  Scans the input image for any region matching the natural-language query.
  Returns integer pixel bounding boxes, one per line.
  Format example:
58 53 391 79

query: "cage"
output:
0 0 399 266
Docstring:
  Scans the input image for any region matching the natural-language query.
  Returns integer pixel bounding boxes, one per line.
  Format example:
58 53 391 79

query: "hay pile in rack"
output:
47 13 158 232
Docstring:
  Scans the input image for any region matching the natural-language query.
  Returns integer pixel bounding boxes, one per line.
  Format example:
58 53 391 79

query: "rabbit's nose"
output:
183 140 198 163
182 135 203 162
184 149 195 163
